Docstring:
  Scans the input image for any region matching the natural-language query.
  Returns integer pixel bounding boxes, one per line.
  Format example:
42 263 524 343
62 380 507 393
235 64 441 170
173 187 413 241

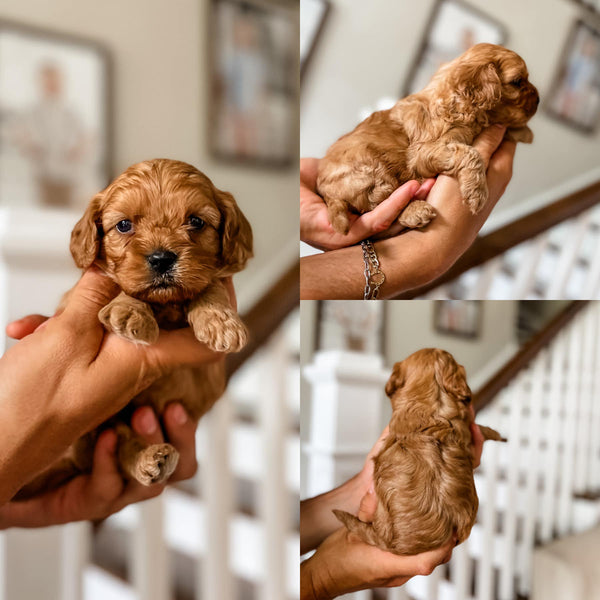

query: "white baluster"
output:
518 351 546 595
450 538 472 600
498 371 527 600
539 330 567 542
259 331 290 600
510 234 549 299
574 308 595 493
545 213 590 298
61 522 91 600
582 230 600 298
467 257 503 300
198 395 233 600
590 304 600 489
557 318 583 536
388 585 411 600
476 439 499 600
132 497 169 600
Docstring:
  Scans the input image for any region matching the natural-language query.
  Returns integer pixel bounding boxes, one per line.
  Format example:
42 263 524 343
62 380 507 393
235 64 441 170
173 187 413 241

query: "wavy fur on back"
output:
318 43 540 235
334 348 503 555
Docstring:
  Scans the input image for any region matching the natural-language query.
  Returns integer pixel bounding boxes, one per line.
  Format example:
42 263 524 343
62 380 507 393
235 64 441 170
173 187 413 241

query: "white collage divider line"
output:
591 305 600 490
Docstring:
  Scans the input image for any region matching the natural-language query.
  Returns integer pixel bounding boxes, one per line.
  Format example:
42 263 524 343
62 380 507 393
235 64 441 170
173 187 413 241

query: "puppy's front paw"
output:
191 309 248 353
133 443 179 485
397 200 437 229
463 183 488 215
99 302 159 344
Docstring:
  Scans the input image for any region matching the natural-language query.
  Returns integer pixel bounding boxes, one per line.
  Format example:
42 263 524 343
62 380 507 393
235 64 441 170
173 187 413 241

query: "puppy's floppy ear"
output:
215 189 253 275
385 361 405 398
70 192 103 268
433 351 471 403
452 62 502 115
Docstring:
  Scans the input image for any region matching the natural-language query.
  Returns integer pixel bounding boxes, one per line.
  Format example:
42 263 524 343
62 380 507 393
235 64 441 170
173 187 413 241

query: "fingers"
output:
357 488 377 523
472 125 506 168
131 406 164 445
351 181 420 240
85 430 126 508
59 267 119 335
162 403 198 481
300 157 320 190
470 422 486 469
486 140 517 204
6 314 49 339
386 536 456 577
146 328 224 371
414 178 436 200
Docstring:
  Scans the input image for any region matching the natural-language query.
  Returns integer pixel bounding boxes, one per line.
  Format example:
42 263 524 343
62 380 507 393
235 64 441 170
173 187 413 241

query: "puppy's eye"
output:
461 395 472 405
510 77 523 87
116 219 133 233
188 215 205 230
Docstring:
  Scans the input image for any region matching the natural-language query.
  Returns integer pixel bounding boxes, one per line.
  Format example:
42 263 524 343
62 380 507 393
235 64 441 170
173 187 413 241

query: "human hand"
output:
0 403 197 528
300 157 435 251
0 268 230 503
301 488 455 600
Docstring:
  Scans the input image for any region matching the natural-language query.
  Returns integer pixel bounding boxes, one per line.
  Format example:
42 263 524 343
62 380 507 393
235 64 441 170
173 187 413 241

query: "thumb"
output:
357 488 378 523
61 268 120 330
472 125 506 167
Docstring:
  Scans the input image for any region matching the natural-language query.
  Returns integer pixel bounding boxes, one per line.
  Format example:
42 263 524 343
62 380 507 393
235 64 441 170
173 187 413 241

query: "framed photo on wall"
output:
0 19 112 211
546 20 600 133
434 300 482 339
208 0 299 167
300 0 331 81
403 0 507 96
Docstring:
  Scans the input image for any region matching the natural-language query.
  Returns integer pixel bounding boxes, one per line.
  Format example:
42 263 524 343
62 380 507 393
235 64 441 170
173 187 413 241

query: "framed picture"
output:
300 0 331 81
546 20 600 133
316 301 387 355
208 0 299 167
434 300 482 339
0 19 112 211
403 0 507 96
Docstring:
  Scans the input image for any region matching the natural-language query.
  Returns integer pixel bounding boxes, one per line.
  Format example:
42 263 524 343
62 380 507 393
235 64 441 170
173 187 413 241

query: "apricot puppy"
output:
334 348 504 555
18 159 252 496
318 43 539 235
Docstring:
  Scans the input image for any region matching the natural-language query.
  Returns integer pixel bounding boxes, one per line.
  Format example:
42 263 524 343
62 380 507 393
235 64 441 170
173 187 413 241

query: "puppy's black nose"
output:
147 250 177 274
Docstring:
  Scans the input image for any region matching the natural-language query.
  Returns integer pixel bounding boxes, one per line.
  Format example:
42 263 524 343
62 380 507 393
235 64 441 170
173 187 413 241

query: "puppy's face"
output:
386 348 473 425
433 43 539 128
70 159 253 304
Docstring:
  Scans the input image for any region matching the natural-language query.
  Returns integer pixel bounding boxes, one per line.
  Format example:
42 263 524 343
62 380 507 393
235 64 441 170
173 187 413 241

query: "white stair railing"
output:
424 204 600 300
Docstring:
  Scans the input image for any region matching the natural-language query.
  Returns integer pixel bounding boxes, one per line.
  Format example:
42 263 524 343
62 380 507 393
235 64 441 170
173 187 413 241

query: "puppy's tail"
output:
479 424 507 442
333 509 382 546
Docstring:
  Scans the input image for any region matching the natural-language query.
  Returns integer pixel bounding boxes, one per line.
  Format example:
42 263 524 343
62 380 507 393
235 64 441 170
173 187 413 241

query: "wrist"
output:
301 555 336 600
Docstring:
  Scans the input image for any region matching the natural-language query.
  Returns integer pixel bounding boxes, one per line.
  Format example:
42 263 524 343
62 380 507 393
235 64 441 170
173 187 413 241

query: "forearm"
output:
301 473 366 554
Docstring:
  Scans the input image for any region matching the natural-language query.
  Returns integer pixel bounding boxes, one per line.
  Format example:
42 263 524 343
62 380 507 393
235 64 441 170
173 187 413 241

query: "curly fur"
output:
317 43 540 234
17 159 253 497
334 348 504 555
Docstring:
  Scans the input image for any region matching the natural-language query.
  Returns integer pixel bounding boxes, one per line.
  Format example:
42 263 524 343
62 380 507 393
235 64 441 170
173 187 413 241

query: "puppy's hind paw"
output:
397 200 437 229
191 310 248 353
134 443 179 485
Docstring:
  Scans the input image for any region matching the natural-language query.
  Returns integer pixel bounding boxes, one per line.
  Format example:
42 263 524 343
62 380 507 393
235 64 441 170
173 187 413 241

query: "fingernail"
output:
171 403 187 425
139 407 158 435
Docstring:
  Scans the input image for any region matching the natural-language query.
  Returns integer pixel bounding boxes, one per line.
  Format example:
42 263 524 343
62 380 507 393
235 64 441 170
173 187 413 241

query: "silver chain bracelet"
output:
360 239 386 299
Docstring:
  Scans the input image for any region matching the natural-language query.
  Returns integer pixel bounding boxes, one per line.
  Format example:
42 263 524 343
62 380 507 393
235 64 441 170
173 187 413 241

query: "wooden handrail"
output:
396 180 600 299
226 260 299 380
473 301 588 412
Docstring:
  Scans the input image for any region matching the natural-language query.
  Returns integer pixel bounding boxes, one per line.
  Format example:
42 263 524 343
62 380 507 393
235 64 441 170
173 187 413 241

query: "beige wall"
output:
301 0 600 228
1 0 299 311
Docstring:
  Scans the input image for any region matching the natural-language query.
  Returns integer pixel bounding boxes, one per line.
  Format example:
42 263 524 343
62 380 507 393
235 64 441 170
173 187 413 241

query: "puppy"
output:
334 348 504 555
318 43 539 235
17 159 252 497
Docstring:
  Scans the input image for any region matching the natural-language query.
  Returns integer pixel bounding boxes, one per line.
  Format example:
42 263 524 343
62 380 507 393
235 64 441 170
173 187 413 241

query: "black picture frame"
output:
402 0 507 97
545 19 600 134
300 0 331 82
434 300 482 339
207 0 299 168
